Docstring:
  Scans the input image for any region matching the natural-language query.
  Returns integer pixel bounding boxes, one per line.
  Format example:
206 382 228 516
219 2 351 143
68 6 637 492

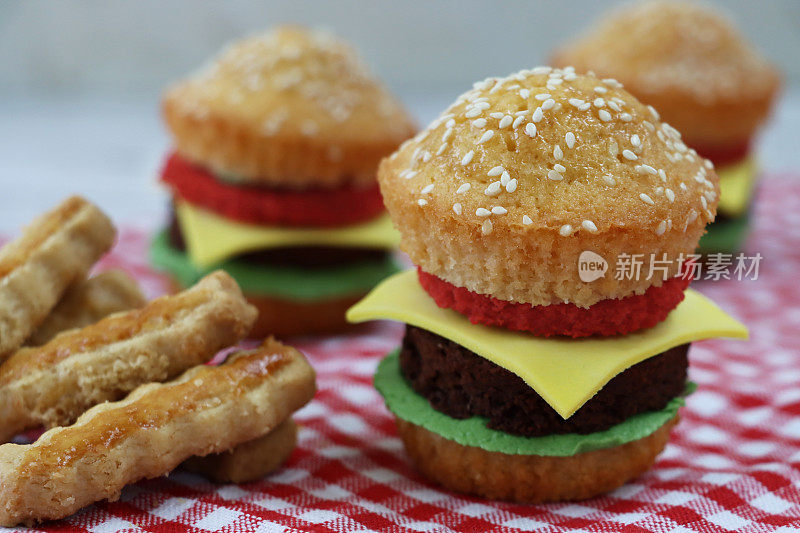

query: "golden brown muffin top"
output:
382 66 718 239
163 26 414 147
553 1 780 105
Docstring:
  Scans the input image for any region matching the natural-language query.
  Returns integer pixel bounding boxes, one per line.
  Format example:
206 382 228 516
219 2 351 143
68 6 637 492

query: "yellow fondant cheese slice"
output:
347 270 748 419
176 201 401 267
717 156 758 218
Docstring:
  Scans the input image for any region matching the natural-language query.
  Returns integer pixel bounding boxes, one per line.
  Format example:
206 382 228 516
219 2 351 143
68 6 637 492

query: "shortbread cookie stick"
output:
0 338 316 527
0 196 115 359
26 269 146 346
183 418 298 483
0 270 256 442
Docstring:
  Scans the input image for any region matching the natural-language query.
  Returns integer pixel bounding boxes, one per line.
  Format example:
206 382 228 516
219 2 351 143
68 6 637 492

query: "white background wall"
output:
0 0 798 233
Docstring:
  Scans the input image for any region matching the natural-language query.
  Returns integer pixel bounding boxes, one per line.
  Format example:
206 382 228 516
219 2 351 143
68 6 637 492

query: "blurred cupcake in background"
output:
151 26 416 337
553 0 781 255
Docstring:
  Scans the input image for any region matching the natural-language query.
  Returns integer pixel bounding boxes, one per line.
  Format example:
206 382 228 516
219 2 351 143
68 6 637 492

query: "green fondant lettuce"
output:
698 214 750 255
150 229 401 301
375 350 693 457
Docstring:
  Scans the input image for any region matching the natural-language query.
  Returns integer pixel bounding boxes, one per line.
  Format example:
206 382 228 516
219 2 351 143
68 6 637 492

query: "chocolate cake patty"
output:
399 326 688 437
167 210 389 269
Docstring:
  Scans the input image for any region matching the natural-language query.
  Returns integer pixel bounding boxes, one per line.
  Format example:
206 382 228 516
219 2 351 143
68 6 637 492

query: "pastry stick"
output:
0 270 256 442
0 196 115 359
0 338 316 527
183 418 298 483
26 269 146 346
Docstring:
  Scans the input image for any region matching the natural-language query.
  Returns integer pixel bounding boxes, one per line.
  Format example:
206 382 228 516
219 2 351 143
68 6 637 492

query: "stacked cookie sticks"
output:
348 68 749 502
0 197 316 527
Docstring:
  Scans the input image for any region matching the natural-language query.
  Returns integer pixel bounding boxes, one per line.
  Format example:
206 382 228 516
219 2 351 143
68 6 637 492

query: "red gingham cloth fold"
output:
4 176 800 533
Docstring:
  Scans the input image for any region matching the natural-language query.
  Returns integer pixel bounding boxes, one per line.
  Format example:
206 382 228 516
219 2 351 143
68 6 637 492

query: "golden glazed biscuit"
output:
0 196 115 359
26 269 146 346
380 67 718 307
396 416 677 504
552 1 781 150
0 271 256 442
0 338 316 527
163 26 416 188
182 418 298 483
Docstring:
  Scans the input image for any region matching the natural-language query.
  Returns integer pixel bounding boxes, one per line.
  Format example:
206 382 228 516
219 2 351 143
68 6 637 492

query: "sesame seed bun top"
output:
379 67 718 307
163 26 416 188
552 1 781 149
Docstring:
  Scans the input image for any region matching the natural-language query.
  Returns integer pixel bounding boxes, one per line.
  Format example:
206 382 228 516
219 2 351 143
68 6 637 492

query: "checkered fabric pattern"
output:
3 176 800 533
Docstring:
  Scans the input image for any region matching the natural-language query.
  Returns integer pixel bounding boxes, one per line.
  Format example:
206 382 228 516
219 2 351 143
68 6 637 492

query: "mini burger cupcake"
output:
552 1 781 255
348 67 748 503
151 26 416 337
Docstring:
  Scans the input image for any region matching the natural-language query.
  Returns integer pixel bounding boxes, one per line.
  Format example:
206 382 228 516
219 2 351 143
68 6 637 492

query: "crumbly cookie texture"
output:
0 196 115 359
26 269 146 346
0 338 316 527
182 418 298 483
0 270 256 442
552 0 781 148
380 67 718 306
163 25 415 187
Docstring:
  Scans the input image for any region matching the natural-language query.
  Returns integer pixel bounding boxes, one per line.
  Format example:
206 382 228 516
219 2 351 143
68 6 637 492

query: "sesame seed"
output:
593 98 605 108
535 93 551 100
488 166 505 176
525 123 537 138
453 203 462 215
445 118 456 128
402 170 418 180
417 199 428 206
658 169 667 182
533 107 544 122
607 101 621 112
636 164 657 175
594 86 608 94
436 143 447 155
619 113 633 122
472 118 487 128
579 102 591 111
705 159 714 170
499 115 513 128
491 206 507 215
569 98 586 108
547 78 563 86
481 220 493 235
647 105 660 120
581 220 598 233
665 188 675 202
599 109 612 121
656 220 667 235
519 88 531 99
680 182 688 191
489 112 504 119
602 175 616 186
701 196 708 209
506 179 518 192
513 115 526 128
547 169 564 181
631 134 641 147
515 110 528 116
500 171 511 186
485 181 502 196
461 150 474 165
421 184 434 194
622 149 638 160
639 193 655 205
644 121 655 132
523 215 533 225
565 132 576 149
687 210 698 223
554 163 566 173
559 224 574 236
456 183 471 194
542 98 556 110
473 101 491 110
476 207 491 217
477 130 494 144
554 144 563 160
465 108 482 118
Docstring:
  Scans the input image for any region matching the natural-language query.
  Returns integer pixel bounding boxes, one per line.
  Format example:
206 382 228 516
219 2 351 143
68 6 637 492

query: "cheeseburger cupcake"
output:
151 26 415 337
348 67 747 502
553 1 781 255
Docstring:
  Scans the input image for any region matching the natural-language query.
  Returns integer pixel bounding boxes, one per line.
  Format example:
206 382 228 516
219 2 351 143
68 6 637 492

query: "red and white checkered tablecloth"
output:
5 175 800 533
